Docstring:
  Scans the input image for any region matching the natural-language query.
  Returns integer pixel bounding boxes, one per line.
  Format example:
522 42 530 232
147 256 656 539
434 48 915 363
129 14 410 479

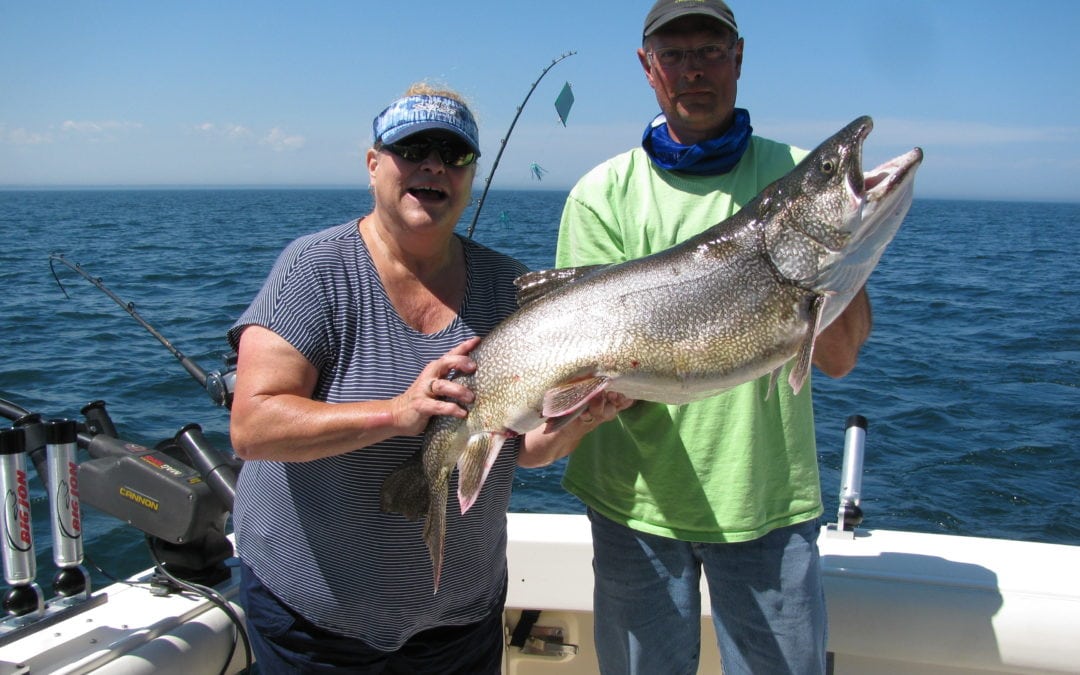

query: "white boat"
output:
504 513 1080 675
501 422 1080 674
1 512 1078 674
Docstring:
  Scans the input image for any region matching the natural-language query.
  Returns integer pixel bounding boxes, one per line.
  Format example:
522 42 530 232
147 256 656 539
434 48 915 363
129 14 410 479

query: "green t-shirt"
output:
555 137 823 543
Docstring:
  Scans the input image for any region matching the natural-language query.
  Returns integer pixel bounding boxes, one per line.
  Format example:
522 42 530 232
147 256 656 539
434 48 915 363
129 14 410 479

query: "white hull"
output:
503 513 1080 675
0 565 247 675
1 514 1077 674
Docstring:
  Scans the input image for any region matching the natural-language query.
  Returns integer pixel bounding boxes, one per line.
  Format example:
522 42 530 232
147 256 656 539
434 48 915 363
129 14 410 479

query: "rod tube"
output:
175 423 237 512
45 418 84 568
839 415 867 506
81 399 118 438
837 415 867 530
0 427 36 586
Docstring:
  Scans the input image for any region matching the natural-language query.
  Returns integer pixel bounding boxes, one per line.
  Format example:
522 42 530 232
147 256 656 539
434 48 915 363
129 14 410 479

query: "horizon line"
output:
1 184 1077 206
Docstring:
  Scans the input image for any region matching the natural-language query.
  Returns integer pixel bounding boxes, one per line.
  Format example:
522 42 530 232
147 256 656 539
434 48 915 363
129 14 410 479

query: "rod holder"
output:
44 419 90 600
826 415 867 540
0 426 45 618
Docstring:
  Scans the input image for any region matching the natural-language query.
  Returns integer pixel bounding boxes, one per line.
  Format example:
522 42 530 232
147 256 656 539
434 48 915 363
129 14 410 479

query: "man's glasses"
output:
381 136 477 168
647 43 735 69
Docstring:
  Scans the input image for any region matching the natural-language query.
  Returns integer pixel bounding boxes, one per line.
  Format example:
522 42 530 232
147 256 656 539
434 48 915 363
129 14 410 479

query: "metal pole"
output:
49 254 209 387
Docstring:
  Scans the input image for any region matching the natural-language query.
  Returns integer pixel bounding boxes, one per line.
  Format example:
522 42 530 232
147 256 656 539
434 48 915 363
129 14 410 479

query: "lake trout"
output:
382 115 923 591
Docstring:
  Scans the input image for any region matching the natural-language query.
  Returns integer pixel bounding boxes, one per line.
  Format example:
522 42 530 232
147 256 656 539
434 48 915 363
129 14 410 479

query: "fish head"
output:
763 115 923 326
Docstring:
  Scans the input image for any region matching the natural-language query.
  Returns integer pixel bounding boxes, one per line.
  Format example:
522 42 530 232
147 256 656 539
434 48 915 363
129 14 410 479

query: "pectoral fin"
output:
788 295 826 395
456 432 507 515
539 376 611 431
542 376 610 418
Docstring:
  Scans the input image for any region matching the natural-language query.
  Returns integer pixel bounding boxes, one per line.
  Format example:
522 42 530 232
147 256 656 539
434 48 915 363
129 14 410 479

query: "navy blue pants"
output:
239 560 505 674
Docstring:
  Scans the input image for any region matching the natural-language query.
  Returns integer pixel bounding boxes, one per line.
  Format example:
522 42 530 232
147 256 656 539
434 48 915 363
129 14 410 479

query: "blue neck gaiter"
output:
641 108 753 176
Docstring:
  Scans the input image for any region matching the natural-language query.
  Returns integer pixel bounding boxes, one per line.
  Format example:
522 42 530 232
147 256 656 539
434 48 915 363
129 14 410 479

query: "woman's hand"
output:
390 337 481 436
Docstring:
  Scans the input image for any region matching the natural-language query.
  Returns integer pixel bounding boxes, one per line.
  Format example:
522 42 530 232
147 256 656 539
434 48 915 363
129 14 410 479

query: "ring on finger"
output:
429 378 438 395
580 413 595 424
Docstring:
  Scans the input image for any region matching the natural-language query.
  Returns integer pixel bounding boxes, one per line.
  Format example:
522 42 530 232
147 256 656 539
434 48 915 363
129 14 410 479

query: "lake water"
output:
1 188 1077 587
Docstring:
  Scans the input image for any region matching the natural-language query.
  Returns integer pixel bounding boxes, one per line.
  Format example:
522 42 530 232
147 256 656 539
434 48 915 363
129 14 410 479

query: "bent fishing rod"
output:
48 253 236 408
466 50 576 239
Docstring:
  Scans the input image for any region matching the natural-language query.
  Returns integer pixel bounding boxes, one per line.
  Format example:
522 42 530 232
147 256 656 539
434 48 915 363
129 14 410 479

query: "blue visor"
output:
373 94 480 156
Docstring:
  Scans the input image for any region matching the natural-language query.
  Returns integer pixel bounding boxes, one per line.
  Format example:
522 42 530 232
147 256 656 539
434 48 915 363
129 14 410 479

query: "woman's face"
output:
367 132 477 237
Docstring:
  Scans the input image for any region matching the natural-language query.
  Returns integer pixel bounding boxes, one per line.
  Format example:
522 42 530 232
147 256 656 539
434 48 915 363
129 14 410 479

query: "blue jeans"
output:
239 560 505 674
589 509 826 675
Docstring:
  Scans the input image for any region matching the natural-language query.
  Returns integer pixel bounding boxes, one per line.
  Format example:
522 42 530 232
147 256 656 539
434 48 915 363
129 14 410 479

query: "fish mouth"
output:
863 147 924 205
854 145 923 245
845 118 923 247
843 117 923 216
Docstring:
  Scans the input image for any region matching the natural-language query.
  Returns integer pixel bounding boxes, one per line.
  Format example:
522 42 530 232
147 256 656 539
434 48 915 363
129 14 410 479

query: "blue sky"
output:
2 1 1078 202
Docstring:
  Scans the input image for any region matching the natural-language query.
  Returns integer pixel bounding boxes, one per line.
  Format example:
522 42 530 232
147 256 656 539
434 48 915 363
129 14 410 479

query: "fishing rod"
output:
48 253 236 408
465 50 576 239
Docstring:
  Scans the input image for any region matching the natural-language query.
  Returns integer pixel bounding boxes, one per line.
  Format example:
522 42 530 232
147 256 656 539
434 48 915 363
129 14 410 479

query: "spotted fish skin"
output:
380 116 923 592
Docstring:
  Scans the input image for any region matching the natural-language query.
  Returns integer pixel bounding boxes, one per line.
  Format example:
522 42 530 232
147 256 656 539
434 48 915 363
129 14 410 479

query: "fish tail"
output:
380 455 429 520
423 471 450 594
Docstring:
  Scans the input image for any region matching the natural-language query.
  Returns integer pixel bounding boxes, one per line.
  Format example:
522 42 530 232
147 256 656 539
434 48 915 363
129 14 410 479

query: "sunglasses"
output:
381 136 477 168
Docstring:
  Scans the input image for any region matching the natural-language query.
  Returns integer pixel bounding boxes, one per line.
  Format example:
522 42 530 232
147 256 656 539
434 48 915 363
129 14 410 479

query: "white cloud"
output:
0 124 53 144
194 122 252 139
261 126 305 151
61 120 142 134
194 122 304 150
1 120 141 145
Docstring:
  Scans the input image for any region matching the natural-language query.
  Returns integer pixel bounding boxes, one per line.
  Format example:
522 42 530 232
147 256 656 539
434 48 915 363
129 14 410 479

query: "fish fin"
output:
544 410 582 432
379 453 429 520
514 265 607 307
457 432 507 515
423 467 451 594
789 295 826 395
765 367 781 400
542 376 610 418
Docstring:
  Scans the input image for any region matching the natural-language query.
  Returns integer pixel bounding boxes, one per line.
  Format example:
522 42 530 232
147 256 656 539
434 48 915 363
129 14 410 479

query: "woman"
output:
227 83 626 673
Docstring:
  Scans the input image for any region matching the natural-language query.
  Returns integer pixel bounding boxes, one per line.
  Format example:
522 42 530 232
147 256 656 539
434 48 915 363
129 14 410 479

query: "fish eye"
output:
820 158 836 174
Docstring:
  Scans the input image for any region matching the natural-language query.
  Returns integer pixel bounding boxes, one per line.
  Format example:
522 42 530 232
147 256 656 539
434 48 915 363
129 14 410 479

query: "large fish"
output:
382 116 923 591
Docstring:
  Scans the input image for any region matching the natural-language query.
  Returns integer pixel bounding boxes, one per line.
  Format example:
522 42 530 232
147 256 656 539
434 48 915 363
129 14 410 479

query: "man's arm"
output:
812 286 872 378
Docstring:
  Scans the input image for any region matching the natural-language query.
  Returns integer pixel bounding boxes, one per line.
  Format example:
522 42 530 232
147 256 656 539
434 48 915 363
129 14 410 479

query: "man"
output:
555 1 871 673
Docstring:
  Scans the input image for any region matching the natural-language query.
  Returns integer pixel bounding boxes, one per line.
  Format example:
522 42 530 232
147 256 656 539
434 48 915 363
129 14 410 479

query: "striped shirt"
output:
226 219 528 650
